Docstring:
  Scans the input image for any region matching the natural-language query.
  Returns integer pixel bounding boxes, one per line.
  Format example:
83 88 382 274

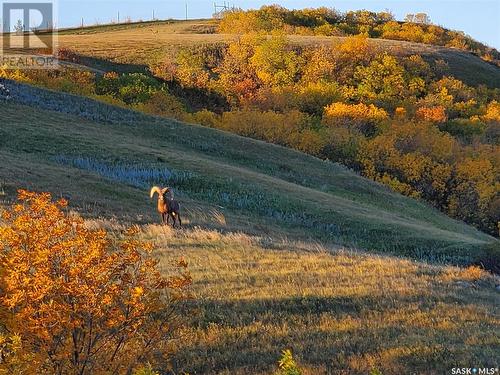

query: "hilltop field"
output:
1 14 500 375
54 19 500 88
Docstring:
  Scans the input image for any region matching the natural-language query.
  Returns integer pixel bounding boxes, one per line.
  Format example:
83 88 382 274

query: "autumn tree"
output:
402 55 433 83
431 77 476 103
415 106 448 123
448 158 499 233
257 5 287 30
301 46 336 84
0 190 191 374
481 100 500 122
359 122 457 206
323 102 388 136
217 33 263 103
175 48 211 88
334 36 374 83
250 32 303 87
354 53 406 108
218 9 263 34
294 82 343 116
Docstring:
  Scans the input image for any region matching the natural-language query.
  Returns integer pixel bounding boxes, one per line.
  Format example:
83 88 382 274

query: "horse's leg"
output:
177 213 182 228
166 213 170 226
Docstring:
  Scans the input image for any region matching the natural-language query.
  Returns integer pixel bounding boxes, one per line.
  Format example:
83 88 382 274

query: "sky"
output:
27 0 500 49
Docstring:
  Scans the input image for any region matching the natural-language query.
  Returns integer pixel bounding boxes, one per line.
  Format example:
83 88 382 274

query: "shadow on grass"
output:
73 54 149 75
169 294 498 374
59 51 230 112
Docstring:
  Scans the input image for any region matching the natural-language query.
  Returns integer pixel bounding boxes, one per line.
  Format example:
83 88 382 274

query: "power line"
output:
214 2 232 18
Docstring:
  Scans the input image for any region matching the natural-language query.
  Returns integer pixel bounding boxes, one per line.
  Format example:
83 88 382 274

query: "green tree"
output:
250 32 303 87
354 53 406 108
176 48 211 88
275 349 302 375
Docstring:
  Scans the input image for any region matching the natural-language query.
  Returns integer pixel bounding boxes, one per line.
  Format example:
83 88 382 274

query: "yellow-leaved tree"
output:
0 190 191 374
322 102 388 136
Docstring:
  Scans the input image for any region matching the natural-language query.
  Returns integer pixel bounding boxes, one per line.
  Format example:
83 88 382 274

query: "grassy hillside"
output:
131 222 499 374
1 80 499 374
55 19 500 88
0 80 496 264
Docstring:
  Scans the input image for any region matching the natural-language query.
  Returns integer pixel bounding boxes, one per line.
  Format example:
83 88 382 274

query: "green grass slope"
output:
0 81 496 265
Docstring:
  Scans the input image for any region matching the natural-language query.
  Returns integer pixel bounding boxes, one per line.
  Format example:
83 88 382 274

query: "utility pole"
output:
152 9 155 20
117 11 120 23
214 2 230 18
185 2 188 20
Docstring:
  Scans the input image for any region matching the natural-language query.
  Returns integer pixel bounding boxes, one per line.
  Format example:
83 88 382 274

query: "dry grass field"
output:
80 220 499 374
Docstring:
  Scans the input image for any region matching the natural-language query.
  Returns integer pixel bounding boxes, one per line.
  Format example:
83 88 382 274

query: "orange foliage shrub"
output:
394 107 407 120
415 106 448 123
482 100 500 122
0 191 191 374
359 122 456 206
323 102 388 136
136 91 186 120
